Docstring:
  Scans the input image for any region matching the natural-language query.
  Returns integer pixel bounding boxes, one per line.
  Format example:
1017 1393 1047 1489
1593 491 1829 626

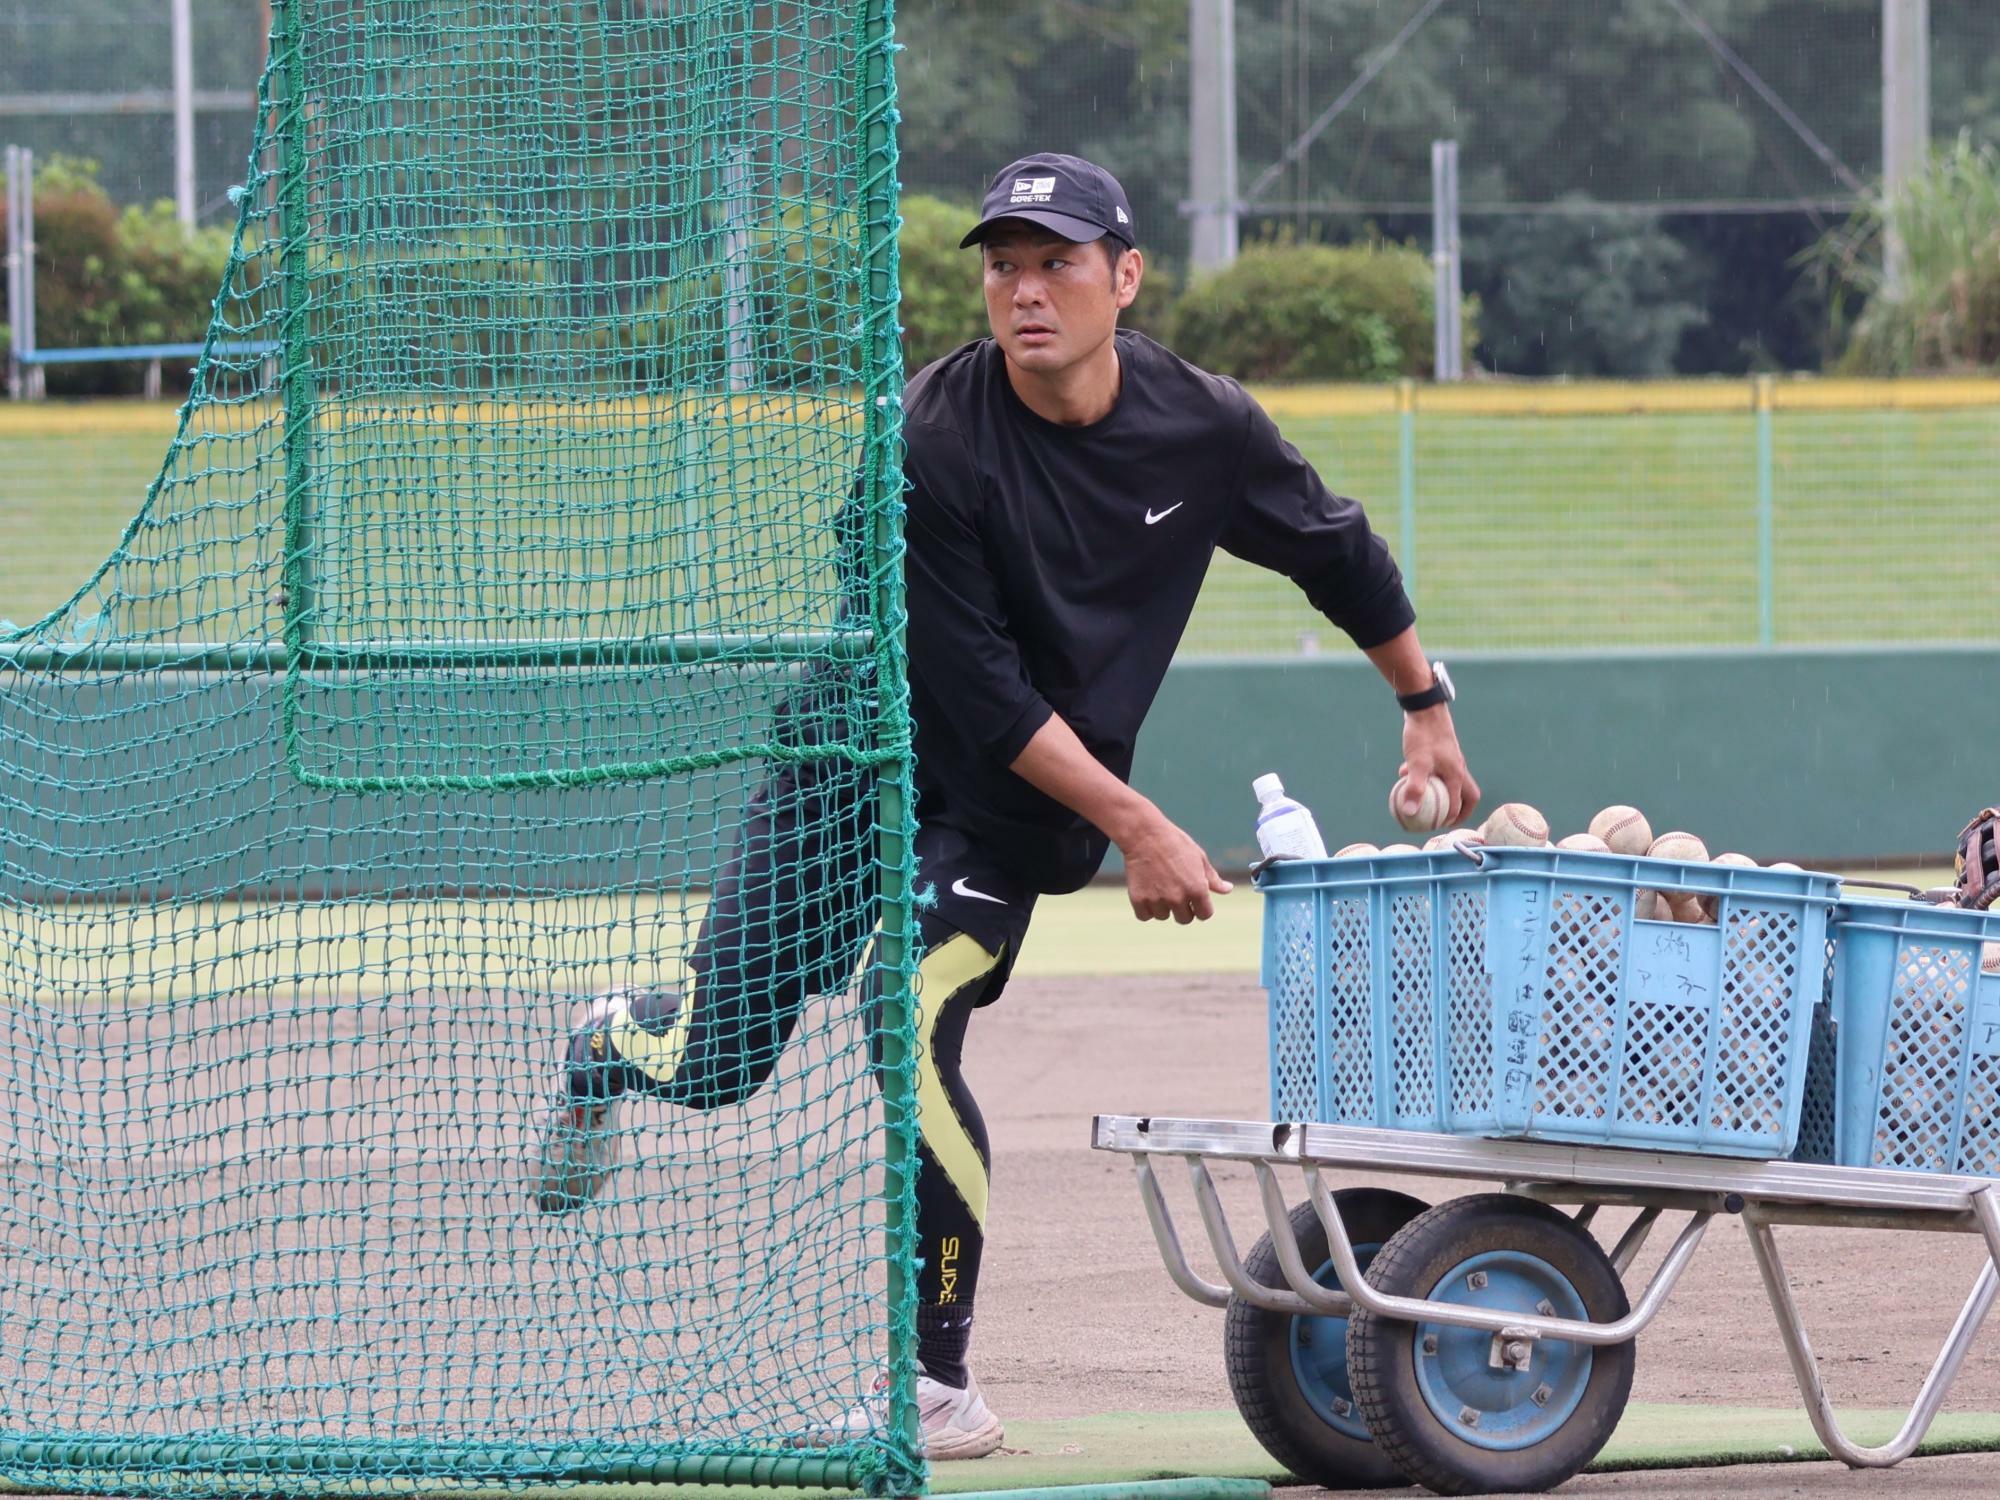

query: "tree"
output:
1469 206 1706 377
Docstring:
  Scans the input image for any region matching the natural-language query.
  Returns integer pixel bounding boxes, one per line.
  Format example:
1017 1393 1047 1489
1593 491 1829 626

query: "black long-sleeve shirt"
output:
902 329 1413 894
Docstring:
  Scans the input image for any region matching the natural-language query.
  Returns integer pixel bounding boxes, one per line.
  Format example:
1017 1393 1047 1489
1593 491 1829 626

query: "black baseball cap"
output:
959 153 1136 250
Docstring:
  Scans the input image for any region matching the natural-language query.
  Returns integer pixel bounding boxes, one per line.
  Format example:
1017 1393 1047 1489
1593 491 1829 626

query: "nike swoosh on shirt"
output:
1144 502 1184 525
950 877 1008 906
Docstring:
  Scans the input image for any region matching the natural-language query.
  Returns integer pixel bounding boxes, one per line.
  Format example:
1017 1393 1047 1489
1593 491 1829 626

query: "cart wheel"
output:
1347 1194 1633 1496
1224 1187 1428 1489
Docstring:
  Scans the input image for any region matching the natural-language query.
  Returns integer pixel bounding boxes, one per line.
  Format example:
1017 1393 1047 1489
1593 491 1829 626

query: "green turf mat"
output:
1593 1401 2000 1469
370 1402 2000 1498
7 1402 1997 1497
943 1405 2000 1485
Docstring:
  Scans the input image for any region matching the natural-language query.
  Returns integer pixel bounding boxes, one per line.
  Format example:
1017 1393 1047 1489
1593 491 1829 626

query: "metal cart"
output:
1092 1113 2000 1494
1121 844 2000 1492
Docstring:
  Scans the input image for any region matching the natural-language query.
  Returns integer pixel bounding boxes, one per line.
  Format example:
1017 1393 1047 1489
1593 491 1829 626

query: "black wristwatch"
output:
1397 660 1455 714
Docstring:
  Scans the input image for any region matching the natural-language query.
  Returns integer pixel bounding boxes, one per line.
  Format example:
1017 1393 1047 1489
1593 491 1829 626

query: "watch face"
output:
1433 661 1456 702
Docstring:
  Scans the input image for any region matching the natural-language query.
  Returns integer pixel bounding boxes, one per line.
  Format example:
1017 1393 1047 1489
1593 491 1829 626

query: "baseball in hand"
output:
1589 805 1653 856
1481 802 1550 847
1392 774 1452 833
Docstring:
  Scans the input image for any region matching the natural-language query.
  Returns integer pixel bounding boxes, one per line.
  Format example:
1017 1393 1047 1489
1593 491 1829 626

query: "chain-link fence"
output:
1183 378 2000 655
0 1 266 224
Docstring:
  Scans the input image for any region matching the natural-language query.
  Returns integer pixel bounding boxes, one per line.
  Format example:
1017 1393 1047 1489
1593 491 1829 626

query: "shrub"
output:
1118 250 1180 347
5 157 236 396
1166 236 1463 382
897 194 988 373
1810 134 2000 375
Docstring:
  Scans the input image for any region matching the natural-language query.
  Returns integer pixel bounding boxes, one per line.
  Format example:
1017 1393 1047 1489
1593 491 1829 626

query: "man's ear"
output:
1115 247 1144 312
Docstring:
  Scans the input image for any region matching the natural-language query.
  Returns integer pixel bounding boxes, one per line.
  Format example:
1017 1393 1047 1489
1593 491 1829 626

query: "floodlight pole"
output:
1881 0 1930 293
172 0 196 230
1187 0 1238 272
1431 140 1462 382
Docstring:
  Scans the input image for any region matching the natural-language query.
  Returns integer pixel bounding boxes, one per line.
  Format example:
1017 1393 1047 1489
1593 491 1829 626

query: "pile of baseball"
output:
1333 790 1802 927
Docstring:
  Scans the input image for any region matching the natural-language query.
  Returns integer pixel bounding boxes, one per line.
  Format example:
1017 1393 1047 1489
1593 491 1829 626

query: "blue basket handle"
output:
1838 876 1953 903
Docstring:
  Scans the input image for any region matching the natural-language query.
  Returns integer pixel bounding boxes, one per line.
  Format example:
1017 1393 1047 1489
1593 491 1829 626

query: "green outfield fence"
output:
1181 375 2000 657
9 377 1999 659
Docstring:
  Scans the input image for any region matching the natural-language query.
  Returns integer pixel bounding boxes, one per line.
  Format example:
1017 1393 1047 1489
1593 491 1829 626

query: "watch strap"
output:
1397 661 1454 713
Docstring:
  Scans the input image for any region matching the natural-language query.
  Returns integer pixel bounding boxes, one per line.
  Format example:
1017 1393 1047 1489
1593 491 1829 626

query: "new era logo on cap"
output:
1009 175 1058 203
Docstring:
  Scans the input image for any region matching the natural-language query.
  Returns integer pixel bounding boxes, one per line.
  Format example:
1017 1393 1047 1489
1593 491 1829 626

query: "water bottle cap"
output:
1252 773 1285 801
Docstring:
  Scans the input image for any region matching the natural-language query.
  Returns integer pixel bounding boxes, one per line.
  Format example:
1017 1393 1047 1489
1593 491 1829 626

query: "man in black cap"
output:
529 152 1478 1460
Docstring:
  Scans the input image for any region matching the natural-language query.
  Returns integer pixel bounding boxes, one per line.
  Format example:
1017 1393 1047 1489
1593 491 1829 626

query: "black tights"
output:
564 758 1013 1318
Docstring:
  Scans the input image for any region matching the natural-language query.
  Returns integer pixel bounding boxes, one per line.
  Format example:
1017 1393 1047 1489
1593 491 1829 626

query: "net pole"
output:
859 0 922 1491
721 147 756 393
17 144 37 400
171 0 196 230
273 0 317 655
1882 0 1931 293
1430 140 1461 382
5 144 21 400
1186 0 1239 272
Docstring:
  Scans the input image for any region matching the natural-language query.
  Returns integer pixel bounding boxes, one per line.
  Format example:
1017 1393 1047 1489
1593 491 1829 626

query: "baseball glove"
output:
1955 807 2000 911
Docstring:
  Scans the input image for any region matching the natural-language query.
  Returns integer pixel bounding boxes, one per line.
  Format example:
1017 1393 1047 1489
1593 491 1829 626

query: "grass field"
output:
2 870 1942 1004
4 389 1998 653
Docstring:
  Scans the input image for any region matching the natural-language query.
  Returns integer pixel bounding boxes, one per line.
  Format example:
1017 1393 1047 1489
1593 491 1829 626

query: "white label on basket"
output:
1973 972 2000 1057
1627 925 1721 1015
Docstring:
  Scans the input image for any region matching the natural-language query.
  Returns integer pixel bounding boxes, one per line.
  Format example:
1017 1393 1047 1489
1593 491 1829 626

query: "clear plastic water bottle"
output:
1253 773 1328 862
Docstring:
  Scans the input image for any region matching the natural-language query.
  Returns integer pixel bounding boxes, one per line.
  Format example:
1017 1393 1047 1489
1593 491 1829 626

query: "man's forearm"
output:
1006 712 1155 844
1363 625 1434 698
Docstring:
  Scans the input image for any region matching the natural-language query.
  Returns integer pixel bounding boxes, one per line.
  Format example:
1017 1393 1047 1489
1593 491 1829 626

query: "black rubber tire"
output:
1347 1194 1635 1496
1224 1187 1428 1489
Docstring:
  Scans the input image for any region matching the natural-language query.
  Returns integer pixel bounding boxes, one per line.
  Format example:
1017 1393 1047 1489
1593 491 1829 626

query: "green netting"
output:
0 0 918 1494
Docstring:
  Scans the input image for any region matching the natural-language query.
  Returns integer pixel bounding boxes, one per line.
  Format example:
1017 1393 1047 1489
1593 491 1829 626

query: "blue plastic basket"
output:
1258 849 1495 1132
1826 900 2000 1176
1480 847 1839 1158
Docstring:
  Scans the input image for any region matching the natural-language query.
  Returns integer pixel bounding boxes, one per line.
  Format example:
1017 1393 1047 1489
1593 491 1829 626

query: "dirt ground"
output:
966 969 2000 1491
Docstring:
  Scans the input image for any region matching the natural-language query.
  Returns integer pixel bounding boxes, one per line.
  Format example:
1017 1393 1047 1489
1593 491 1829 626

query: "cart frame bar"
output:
1094 1115 2000 1470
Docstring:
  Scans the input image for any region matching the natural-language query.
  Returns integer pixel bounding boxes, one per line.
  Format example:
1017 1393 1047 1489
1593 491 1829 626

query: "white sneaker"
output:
529 1096 622 1212
915 1372 1005 1461
529 993 628 1213
808 1370 1005 1461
